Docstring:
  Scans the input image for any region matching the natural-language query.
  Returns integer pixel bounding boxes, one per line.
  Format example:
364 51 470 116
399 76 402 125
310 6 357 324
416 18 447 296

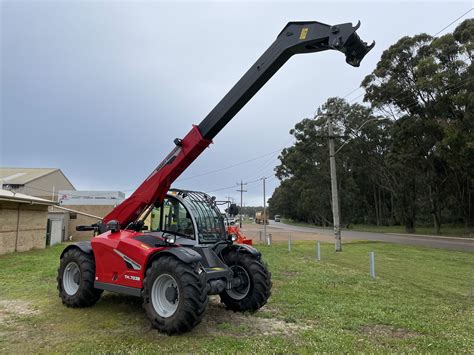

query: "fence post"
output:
369 251 376 279
259 231 262 243
316 241 321 261
288 236 291 252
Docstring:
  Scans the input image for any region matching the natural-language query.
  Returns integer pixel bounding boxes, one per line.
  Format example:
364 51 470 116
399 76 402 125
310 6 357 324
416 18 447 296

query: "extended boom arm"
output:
102 20 374 229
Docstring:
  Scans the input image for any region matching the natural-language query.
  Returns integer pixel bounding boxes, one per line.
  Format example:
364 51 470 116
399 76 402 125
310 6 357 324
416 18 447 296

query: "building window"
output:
70 213 77 220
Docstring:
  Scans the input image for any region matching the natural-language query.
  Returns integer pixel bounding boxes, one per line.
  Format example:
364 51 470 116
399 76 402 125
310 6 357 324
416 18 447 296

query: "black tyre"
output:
142 256 209 335
220 250 272 312
57 248 103 307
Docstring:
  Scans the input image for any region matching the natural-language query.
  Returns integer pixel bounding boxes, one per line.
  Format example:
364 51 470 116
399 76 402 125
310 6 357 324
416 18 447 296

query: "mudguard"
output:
226 243 261 257
60 241 93 258
151 247 202 264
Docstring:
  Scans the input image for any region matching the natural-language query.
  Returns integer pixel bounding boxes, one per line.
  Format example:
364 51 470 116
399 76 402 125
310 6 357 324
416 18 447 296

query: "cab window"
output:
157 197 194 239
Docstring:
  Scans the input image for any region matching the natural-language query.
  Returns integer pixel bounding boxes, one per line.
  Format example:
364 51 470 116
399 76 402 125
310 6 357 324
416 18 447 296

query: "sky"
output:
1 0 472 206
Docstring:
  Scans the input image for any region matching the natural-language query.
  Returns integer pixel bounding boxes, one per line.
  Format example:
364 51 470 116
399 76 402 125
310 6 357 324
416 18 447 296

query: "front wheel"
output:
220 250 272 312
142 256 209 335
57 248 103 307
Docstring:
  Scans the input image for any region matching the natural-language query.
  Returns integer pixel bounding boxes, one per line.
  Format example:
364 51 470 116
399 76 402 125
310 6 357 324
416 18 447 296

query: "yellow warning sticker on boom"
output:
300 27 309 40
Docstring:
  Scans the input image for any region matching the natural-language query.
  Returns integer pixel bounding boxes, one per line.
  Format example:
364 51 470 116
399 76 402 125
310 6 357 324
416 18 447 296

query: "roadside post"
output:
369 251 376 279
262 177 267 244
288 235 292 252
316 241 321 261
267 233 272 246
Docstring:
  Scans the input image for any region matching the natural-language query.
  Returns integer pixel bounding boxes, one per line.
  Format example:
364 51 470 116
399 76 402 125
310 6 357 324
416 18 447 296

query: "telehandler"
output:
57 20 374 334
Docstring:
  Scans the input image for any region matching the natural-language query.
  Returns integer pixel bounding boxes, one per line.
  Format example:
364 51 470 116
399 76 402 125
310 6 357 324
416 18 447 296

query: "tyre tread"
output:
220 251 272 312
142 256 208 335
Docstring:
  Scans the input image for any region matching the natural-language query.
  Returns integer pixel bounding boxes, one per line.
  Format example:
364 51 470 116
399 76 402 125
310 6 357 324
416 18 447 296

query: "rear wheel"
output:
142 256 209 335
57 248 103 307
220 250 272 312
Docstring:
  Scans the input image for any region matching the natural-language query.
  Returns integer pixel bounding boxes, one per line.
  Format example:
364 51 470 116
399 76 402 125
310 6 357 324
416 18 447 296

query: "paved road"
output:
268 221 474 252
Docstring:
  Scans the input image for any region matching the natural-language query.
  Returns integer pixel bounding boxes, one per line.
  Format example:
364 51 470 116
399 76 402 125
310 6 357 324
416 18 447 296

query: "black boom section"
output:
197 21 374 140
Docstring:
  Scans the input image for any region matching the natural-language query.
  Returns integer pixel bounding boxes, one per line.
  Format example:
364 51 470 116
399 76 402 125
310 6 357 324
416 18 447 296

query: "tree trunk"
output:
405 180 417 233
373 187 380 226
405 219 415 233
390 192 395 225
428 185 441 234
378 187 383 226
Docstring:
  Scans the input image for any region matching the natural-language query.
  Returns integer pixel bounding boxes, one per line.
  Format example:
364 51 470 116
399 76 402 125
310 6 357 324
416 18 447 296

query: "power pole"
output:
328 113 342 252
262 177 268 245
236 180 247 228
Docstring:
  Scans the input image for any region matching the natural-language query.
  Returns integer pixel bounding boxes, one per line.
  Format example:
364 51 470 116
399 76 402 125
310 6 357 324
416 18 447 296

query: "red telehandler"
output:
57 20 374 334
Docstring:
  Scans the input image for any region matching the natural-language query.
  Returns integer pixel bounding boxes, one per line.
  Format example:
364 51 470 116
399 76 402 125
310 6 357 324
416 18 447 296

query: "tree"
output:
270 20 472 233
362 19 473 231
270 98 390 226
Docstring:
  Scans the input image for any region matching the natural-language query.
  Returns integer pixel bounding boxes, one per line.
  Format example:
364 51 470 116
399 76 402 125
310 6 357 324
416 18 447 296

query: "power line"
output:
343 86 363 99
209 10 474 202
205 184 238 193
175 146 285 182
29 77 472 200
433 8 473 37
376 75 473 116
206 172 276 195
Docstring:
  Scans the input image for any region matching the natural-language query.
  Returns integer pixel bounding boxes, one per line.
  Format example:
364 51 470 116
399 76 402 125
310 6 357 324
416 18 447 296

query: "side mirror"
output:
107 220 120 233
228 234 237 242
76 225 96 232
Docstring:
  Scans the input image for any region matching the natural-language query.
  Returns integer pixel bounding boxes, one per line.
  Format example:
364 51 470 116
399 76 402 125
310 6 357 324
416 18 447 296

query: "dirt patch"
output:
0 299 40 324
360 324 421 339
197 297 314 337
281 271 299 277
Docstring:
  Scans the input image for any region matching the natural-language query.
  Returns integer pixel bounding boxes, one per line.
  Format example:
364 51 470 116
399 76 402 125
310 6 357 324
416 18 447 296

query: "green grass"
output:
0 242 473 353
282 219 471 238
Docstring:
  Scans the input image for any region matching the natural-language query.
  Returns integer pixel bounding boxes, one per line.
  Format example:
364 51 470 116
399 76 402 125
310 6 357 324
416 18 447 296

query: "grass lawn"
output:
0 241 472 353
283 219 471 238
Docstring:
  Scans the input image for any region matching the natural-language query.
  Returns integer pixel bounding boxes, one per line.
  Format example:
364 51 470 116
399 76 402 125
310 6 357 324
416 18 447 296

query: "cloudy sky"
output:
1 1 471 206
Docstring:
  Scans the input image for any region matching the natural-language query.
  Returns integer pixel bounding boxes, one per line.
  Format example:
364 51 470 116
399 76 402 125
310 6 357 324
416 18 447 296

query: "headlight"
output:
164 234 176 244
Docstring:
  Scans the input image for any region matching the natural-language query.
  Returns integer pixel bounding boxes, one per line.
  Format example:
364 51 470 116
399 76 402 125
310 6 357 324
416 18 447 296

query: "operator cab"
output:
144 189 227 246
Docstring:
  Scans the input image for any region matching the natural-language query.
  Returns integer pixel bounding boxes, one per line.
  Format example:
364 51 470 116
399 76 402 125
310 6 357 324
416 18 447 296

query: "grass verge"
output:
0 241 472 353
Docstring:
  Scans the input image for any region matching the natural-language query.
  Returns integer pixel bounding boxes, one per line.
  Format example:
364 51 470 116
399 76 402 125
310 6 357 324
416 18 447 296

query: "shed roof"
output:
0 168 75 188
0 189 58 205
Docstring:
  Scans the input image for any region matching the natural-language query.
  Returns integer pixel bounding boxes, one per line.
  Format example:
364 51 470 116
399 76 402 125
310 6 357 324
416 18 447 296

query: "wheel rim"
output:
227 265 251 300
151 274 180 318
63 261 81 296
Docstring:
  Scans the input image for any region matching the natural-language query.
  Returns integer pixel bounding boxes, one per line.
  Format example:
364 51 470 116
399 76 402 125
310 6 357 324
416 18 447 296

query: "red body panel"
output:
92 231 169 289
103 125 212 227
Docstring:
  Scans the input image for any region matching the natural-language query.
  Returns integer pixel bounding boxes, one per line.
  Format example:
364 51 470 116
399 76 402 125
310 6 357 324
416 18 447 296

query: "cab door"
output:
150 196 197 242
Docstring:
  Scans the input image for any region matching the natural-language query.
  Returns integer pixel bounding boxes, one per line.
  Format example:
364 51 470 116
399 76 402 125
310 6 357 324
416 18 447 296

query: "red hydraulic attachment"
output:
227 225 253 245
